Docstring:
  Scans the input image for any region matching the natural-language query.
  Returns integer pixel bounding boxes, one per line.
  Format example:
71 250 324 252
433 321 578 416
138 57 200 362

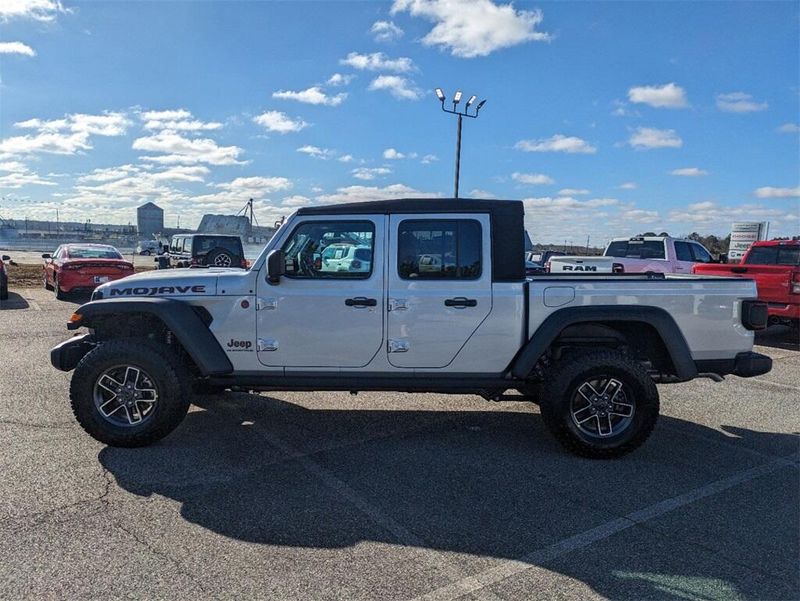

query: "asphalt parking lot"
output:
1 287 798 601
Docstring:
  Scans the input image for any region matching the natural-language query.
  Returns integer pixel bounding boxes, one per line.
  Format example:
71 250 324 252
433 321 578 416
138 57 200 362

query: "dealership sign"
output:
729 222 769 261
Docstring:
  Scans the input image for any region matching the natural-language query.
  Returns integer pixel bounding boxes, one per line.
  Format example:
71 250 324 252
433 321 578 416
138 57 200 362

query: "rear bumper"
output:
58 272 127 292
766 302 800 320
50 334 95 372
695 351 772 379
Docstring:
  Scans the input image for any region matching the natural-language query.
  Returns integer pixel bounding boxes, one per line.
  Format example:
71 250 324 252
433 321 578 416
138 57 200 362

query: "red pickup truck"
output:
693 239 800 330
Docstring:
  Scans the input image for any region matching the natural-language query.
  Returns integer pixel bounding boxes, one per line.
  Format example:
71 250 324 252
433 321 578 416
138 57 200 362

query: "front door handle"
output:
345 297 377 307
444 297 477 308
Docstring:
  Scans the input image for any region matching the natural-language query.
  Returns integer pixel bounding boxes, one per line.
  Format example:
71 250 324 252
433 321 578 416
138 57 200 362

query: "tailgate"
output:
547 256 613 273
728 265 795 303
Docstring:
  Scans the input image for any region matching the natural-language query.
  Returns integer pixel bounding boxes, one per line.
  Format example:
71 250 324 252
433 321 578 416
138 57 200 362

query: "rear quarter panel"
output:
527 276 757 360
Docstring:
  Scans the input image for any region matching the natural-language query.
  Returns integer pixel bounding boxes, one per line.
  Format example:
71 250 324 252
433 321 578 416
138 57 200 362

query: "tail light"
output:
117 263 134 271
612 263 625 274
792 272 800 294
544 261 551 273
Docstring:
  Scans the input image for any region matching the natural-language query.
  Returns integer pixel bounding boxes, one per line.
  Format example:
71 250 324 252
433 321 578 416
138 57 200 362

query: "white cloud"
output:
716 92 768 113
371 20 404 42
628 83 688 108
368 75 422 100
252 111 309 134
339 51 415 72
558 188 590 195
316 183 439 204
326 73 355 87
667 201 797 233
151 165 210 183
421 154 438 164
133 131 245 165
0 41 36 56
628 127 682 149
0 171 56 188
140 109 222 131
352 167 393 180
78 164 142 183
753 186 800 199
777 122 800 134
670 167 708 177
281 195 313 208
15 112 131 137
621 209 660 223
297 145 336 159
0 0 67 22
272 86 347 107
469 188 497 199
383 148 405 160
512 172 554 185
213 176 292 194
337 154 355 163
618 182 638 189
391 0 551 58
0 160 30 173
0 131 91 155
514 134 597 154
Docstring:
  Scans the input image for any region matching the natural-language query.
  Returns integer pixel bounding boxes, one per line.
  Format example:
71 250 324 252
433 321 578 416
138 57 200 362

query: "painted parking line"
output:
413 453 798 601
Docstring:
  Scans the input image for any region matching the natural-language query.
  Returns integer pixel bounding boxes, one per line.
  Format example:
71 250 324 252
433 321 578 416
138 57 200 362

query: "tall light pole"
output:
435 88 486 199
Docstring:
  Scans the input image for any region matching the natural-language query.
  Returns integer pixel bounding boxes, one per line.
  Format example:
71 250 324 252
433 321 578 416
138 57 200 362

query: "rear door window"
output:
605 240 666 259
674 241 693 262
397 219 482 279
745 246 800 265
690 243 713 263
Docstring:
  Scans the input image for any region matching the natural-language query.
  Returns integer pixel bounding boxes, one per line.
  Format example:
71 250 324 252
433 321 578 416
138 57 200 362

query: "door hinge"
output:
388 298 408 312
387 339 409 353
257 298 277 311
257 338 278 352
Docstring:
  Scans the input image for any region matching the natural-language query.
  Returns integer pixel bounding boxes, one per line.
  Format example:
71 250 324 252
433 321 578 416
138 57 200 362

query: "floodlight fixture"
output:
466 95 477 108
477 99 487 110
453 90 463 105
435 88 445 101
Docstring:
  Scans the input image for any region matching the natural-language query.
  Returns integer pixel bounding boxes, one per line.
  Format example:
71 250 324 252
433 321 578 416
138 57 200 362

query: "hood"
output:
94 267 243 299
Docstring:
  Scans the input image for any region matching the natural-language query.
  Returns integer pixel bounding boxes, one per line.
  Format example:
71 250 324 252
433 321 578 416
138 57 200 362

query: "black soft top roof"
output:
297 198 525 282
297 197 521 217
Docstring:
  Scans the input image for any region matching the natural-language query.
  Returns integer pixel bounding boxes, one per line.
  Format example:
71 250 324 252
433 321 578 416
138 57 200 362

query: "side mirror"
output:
266 249 285 284
1 255 10 261
41 253 51 260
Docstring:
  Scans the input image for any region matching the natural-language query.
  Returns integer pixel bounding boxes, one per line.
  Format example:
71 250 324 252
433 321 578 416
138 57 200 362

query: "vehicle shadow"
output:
755 325 800 352
0 291 30 310
98 394 799 599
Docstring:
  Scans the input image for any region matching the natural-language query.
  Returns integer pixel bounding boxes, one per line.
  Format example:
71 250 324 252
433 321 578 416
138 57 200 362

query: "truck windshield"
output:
745 246 800 265
605 240 665 260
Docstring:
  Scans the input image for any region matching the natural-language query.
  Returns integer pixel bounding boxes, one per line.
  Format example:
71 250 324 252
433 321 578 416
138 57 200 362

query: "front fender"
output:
67 297 233 376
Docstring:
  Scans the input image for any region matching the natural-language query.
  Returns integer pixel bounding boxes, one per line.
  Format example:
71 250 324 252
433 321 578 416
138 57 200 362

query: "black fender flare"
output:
69 298 233 376
510 305 697 381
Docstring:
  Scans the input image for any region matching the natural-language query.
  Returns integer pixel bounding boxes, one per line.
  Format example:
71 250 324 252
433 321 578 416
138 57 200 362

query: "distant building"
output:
137 202 164 237
198 214 251 236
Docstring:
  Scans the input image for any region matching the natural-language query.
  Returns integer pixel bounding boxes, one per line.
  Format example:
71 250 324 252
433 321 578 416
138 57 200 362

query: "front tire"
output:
54 275 66 300
539 350 659 459
70 339 191 447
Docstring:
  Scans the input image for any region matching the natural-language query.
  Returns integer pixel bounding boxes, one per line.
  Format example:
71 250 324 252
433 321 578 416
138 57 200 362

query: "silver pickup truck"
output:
51 198 771 458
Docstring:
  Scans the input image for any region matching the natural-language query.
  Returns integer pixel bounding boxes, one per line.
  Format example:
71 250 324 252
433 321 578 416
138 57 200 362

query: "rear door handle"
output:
444 297 477 308
345 297 377 307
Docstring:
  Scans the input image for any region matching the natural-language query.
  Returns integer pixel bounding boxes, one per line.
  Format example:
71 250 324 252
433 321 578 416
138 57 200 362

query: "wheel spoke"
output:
124 367 141 387
572 404 595 423
577 382 600 403
598 414 614 436
98 374 122 395
600 378 623 399
610 402 634 418
102 402 125 417
136 388 157 402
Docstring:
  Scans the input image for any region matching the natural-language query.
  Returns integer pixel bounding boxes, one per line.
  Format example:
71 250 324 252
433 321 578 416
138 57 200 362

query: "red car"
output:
43 244 134 299
693 239 800 330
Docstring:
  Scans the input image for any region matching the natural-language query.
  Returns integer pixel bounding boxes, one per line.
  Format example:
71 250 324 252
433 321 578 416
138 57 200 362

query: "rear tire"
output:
539 350 659 459
54 275 66 300
207 248 236 268
70 339 192 447
0 274 8 301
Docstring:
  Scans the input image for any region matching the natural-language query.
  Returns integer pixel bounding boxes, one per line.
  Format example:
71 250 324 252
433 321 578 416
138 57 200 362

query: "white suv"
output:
320 244 372 274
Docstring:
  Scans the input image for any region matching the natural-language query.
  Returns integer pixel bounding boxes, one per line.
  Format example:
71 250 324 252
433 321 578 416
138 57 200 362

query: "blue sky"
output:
0 0 798 243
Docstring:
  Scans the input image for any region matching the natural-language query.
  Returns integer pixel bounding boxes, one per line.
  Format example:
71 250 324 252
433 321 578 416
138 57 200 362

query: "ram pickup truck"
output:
547 236 716 274
51 199 771 458
693 239 800 330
